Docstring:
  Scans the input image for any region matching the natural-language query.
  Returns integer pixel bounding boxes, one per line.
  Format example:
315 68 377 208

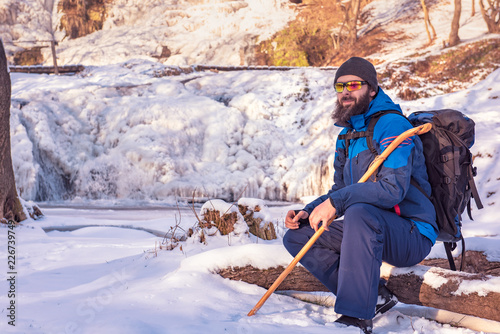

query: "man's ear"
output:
370 88 377 97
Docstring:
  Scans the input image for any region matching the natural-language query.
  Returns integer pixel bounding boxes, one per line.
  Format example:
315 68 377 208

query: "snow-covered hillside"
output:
0 0 493 67
0 0 296 66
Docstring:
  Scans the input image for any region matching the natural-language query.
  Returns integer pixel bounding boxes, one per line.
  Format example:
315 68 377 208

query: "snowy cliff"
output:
10 64 339 203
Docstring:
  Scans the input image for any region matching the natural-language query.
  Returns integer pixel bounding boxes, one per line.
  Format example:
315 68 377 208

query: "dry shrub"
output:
255 0 345 66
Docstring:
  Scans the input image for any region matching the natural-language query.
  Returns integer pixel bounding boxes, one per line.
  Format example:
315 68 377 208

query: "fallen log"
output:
218 263 328 292
217 251 500 323
380 262 500 322
9 65 85 74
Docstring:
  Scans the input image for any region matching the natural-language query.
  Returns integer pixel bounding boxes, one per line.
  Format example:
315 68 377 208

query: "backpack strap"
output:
444 242 457 271
338 130 370 157
365 110 407 155
410 178 430 199
444 237 466 271
338 110 406 157
467 165 484 220
459 237 466 271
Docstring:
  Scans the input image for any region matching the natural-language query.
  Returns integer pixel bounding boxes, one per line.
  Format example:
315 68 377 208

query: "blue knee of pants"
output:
283 218 343 294
283 203 433 319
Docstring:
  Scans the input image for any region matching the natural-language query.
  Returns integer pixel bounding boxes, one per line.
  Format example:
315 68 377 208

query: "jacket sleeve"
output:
329 115 415 217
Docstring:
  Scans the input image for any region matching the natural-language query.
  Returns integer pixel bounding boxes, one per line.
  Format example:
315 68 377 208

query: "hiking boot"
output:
375 284 398 316
335 315 373 334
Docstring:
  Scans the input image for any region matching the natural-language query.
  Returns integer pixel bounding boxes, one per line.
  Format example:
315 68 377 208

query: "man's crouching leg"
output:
334 203 432 332
283 221 343 295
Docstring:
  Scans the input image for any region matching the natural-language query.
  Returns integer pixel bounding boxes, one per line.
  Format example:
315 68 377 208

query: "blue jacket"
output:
303 88 438 243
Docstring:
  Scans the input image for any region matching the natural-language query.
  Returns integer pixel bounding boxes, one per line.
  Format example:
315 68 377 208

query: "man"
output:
283 57 438 333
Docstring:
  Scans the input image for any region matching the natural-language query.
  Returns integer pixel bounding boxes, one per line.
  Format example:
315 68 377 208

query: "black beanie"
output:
334 57 378 91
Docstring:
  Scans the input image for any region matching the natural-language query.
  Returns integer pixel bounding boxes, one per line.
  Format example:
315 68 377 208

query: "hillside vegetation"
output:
3 0 500 100
382 38 500 100
256 0 499 100
256 0 386 66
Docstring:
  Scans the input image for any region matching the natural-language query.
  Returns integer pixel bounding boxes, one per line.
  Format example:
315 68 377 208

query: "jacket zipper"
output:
349 138 358 185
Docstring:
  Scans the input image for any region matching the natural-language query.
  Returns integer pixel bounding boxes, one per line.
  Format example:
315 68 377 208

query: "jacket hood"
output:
336 88 402 131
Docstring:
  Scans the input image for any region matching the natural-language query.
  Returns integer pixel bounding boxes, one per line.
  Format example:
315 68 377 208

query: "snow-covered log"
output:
218 258 500 323
380 262 500 322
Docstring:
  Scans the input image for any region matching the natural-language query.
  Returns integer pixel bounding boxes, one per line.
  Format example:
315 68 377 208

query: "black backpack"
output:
342 109 484 270
407 110 483 270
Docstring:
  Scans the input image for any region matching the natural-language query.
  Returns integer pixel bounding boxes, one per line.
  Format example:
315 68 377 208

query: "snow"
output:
455 276 500 297
9 65 339 203
0 0 296 66
1 0 500 333
3 203 499 333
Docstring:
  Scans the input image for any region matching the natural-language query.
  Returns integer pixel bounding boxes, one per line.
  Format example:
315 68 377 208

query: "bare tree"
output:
420 0 437 44
347 0 361 45
472 0 476 16
0 39 27 224
449 0 462 47
330 0 362 50
479 0 500 33
332 3 350 50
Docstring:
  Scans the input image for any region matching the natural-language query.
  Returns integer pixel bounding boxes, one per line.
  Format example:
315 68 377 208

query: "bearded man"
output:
283 57 438 333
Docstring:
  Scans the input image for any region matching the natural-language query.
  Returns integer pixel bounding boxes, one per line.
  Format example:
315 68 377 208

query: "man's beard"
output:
331 90 372 125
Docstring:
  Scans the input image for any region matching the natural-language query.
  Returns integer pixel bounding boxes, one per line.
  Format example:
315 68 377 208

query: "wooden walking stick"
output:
247 123 432 316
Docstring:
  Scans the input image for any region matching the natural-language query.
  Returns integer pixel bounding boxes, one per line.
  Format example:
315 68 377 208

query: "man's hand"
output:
284 210 309 230
309 199 337 231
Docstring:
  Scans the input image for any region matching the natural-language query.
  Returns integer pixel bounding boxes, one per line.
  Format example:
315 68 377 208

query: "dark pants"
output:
283 203 433 319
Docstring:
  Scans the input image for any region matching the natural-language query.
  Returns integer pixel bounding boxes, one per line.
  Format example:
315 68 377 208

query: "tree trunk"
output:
218 251 500 322
472 0 476 16
333 2 351 50
347 0 361 45
420 0 437 44
449 0 462 46
0 39 27 224
479 0 500 33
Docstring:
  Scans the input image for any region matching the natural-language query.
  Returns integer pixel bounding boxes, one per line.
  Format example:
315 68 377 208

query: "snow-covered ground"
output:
1 194 499 333
1 0 500 333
